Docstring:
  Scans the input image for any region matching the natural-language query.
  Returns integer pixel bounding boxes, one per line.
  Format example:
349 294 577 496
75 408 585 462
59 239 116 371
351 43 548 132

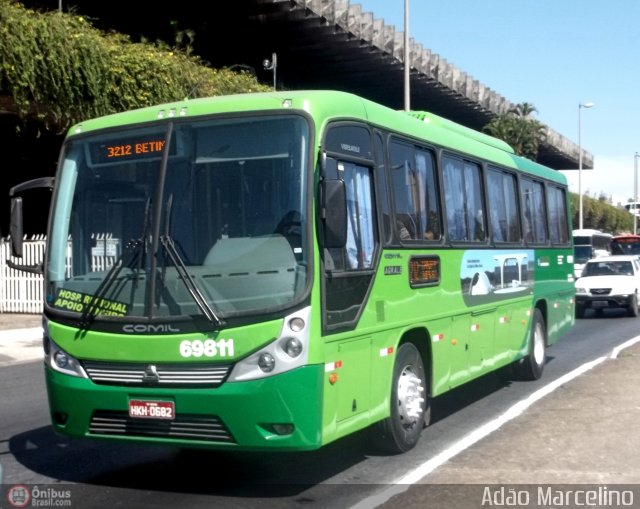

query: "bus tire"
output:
376 342 429 453
514 308 546 380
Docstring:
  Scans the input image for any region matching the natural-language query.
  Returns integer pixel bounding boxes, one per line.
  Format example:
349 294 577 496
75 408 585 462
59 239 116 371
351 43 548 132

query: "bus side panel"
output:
533 249 575 345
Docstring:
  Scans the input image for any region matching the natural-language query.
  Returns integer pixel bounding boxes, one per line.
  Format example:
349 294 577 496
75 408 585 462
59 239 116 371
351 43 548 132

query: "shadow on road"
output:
9 423 378 497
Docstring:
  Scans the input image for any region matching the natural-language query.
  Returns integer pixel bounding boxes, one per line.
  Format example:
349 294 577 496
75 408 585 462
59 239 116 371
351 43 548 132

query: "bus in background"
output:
611 233 640 256
572 229 612 278
8 90 575 454
624 202 640 217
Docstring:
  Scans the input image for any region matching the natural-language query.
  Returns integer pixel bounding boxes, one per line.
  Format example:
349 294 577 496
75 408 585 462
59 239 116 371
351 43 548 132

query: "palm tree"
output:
483 102 547 160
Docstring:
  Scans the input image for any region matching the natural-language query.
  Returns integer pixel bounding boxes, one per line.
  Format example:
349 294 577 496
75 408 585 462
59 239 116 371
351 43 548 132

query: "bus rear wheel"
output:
376 342 429 453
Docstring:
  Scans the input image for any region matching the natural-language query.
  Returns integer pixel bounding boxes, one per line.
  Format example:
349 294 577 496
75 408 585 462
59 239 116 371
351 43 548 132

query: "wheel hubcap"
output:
533 322 545 365
396 365 425 427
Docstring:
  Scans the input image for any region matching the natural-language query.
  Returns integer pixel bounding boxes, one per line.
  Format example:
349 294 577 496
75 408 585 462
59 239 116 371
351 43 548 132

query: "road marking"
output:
610 335 640 359
350 335 640 509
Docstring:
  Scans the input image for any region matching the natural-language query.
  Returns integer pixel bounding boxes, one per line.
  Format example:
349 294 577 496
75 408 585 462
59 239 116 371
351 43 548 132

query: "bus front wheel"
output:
377 342 429 453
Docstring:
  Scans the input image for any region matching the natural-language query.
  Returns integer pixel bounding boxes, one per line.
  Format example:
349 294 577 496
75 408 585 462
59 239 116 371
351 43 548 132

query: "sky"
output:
355 0 640 206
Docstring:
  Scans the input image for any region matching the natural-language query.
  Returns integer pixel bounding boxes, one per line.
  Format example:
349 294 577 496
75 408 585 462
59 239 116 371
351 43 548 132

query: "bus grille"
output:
82 361 231 388
89 411 236 443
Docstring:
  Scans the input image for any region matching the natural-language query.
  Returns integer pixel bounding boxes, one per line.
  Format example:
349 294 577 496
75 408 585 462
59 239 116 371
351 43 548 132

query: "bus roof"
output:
572 229 612 237
66 90 566 185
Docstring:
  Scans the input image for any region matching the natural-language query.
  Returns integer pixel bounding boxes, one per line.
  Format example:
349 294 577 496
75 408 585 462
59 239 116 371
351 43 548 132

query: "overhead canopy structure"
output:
21 0 592 170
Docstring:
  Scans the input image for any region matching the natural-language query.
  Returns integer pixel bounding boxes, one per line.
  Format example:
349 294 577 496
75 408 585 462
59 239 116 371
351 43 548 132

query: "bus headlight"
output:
228 307 311 381
46 339 88 378
283 337 303 358
258 353 276 372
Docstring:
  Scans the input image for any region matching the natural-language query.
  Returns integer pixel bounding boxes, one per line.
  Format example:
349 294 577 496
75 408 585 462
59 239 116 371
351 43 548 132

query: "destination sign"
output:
105 140 165 159
89 133 174 165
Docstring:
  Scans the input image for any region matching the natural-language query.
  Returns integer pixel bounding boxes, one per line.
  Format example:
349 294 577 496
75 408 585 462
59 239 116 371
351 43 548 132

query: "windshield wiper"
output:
158 193 223 327
79 237 144 329
160 234 225 328
79 197 151 329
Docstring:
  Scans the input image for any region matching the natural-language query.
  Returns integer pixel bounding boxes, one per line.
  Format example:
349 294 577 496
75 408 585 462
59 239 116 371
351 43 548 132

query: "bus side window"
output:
442 155 485 242
521 178 548 244
324 160 376 271
389 140 441 242
487 167 521 243
547 185 569 244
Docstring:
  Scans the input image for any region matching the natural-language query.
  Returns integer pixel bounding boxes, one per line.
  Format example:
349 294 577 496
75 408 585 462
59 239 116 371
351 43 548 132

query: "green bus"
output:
9 90 575 453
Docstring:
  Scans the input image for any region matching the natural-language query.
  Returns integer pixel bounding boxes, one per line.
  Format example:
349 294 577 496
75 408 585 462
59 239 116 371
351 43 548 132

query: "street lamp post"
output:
635 152 639 234
263 53 277 91
578 102 594 230
404 0 410 112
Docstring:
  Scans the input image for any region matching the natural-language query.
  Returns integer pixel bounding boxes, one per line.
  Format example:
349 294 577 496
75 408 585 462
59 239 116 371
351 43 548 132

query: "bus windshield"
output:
46 115 310 322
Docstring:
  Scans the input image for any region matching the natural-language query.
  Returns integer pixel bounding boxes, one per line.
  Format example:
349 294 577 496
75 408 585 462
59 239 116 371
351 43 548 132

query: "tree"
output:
569 193 633 234
483 103 547 160
0 0 270 132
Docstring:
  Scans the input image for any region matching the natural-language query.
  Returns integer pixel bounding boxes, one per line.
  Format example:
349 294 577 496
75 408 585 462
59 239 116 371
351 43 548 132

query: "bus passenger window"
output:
521 178 548 243
443 156 485 242
487 167 521 243
389 141 441 242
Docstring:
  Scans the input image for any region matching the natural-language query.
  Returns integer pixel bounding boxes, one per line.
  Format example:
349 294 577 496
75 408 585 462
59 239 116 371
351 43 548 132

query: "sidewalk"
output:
0 313 41 331
421 340 640 485
371 340 640 509
0 313 43 366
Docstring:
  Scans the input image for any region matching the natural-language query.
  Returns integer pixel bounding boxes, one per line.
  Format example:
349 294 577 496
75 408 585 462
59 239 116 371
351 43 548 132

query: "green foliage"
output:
483 102 547 160
569 192 634 234
0 0 269 131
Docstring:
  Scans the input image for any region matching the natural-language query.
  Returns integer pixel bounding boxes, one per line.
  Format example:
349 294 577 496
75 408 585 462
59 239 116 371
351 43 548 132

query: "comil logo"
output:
6 485 31 508
122 324 181 333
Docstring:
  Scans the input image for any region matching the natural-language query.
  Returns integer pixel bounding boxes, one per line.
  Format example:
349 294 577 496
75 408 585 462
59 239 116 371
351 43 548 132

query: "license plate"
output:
129 400 175 420
592 300 608 308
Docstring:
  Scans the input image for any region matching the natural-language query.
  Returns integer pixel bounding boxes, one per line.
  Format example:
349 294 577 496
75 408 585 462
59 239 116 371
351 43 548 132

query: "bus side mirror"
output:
7 176 55 274
10 197 24 258
321 179 347 248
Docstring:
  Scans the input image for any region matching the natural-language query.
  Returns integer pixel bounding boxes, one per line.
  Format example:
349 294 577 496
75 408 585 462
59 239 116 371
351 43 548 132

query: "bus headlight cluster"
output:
45 338 88 379
229 307 311 381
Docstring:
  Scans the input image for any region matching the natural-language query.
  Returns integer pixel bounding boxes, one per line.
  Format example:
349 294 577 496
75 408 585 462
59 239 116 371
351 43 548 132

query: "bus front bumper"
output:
45 364 324 451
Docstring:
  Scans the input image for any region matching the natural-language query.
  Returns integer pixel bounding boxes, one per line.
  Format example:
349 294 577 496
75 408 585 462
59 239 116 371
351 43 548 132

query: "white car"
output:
575 255 640 318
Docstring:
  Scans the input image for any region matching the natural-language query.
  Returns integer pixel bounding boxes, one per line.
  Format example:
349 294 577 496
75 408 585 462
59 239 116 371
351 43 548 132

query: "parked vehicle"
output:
575 255 640 318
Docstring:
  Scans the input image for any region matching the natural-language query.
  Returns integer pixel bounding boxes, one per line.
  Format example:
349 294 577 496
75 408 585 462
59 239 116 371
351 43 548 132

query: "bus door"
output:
320 124 378 423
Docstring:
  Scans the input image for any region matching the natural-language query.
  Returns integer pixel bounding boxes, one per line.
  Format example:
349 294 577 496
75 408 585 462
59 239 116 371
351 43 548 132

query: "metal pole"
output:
635 153 639 234
404 0 410 112
578 105 583 230
263 53 277 91
272 52 277 91
578 102 594 230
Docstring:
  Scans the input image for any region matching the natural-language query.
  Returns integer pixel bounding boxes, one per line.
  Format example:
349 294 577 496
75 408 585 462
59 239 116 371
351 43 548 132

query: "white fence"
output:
0 234 119 314
0 235 46 314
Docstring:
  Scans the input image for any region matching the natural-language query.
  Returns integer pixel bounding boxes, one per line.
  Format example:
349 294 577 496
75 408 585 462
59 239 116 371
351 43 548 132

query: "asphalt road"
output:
1 310 639 509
